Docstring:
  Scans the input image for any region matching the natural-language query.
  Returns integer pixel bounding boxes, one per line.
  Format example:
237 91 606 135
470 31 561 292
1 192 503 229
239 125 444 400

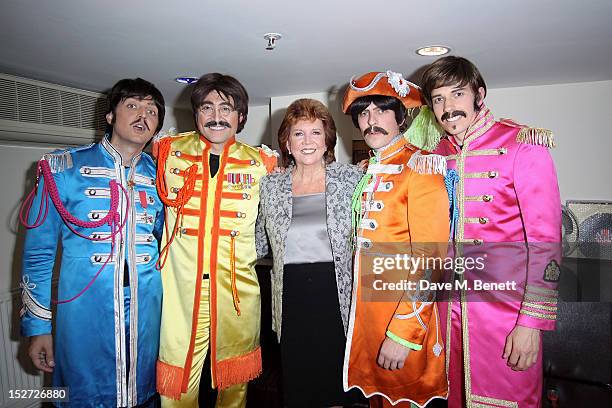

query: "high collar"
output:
101 135 142 167
447 106 496 147
373 134 407 162
198 134 237 153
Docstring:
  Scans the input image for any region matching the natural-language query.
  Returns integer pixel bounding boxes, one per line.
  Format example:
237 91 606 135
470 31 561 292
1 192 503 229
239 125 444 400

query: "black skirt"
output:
280 262 364 408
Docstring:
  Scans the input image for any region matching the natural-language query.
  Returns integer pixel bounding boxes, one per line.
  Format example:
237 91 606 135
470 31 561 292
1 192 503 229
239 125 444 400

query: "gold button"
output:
483 195 492 202
175 151 182 157
171 187 179 193
488 171 498 178
242 193 251 199
479 217 488 224
473 239 483 245
172 168 180 174
499 148 507 155
230 230 239 237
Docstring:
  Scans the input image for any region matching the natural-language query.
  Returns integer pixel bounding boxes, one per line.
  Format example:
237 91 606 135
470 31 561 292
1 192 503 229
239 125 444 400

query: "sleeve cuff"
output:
386 330 422 351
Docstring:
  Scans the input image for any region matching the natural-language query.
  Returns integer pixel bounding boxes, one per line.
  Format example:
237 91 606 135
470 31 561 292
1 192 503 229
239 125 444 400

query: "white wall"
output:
270 91 360 164
486 80 612 202
241 104 272 147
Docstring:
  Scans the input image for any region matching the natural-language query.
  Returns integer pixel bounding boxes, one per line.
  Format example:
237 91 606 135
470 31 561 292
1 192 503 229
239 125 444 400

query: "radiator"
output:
0 288 43 408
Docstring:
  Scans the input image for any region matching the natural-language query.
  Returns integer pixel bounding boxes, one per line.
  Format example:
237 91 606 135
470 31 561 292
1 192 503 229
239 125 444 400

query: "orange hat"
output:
342 70 425 113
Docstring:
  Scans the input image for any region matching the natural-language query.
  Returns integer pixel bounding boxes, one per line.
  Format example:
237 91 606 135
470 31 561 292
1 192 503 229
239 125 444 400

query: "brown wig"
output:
420 56 487 111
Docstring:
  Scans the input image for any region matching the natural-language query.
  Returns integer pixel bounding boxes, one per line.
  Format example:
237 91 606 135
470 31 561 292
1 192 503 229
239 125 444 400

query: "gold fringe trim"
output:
216 347 262 390
407 151 447 175
156 360 184 400
516 127 555 148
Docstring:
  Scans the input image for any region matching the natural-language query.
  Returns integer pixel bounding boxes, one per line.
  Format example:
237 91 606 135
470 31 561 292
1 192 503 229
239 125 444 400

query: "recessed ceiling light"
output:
416 46 450 56
175 76 199 84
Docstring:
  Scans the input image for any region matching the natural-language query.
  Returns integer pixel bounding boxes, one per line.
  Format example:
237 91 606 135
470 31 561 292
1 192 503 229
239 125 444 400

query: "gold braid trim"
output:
522 301 558 312
519 309 557 320
524 293 558 303
471 394 518 407
526 284 558 296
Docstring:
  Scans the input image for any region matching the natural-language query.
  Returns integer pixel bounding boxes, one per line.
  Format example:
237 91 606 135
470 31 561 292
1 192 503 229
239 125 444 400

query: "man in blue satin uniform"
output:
20 78 165 407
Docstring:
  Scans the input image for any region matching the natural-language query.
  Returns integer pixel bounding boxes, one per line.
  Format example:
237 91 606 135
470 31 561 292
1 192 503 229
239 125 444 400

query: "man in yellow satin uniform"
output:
154 73 276 407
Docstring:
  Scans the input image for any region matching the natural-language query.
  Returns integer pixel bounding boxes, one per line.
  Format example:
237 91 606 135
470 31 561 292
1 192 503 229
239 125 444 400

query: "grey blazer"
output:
256 161 363 341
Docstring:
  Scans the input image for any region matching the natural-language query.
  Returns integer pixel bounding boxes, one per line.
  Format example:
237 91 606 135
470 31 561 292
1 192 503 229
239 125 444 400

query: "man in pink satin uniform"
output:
421 56 562 407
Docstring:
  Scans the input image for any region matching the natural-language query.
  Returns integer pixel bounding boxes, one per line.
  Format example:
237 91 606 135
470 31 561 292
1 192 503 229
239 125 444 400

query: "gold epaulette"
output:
407 150 447 175
499 118 555 148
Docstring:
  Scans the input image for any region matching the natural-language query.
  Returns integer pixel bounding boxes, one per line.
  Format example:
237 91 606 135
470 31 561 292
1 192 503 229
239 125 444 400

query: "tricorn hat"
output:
342 70 424 113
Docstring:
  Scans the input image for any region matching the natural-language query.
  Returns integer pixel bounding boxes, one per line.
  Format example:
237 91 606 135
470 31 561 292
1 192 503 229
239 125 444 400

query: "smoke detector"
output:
264 33 282 50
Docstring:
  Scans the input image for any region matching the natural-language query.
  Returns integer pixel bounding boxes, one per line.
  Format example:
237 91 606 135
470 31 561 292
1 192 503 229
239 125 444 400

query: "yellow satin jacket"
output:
154 131 275 398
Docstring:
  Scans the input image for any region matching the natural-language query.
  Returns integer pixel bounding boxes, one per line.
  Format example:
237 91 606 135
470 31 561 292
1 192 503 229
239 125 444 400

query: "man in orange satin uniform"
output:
342 71 450 407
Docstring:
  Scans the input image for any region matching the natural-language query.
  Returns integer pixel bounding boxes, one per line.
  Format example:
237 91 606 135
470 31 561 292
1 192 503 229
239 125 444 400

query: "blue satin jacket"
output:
21 137 163 407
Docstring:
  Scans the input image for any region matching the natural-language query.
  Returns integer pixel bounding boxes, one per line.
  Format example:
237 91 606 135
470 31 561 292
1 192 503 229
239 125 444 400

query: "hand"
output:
272 166 287 174
377 337 411 370
503 325 540 371
357 159 369 171
28 334 55 373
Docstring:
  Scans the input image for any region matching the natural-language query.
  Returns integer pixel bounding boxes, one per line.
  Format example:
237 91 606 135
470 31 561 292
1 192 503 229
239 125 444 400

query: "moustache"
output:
130 119 149 130
204 120 232 128
364 126 388 136
441 111 467 122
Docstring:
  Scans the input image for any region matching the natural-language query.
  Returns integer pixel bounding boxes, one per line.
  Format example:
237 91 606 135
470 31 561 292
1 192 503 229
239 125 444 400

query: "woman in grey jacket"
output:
256 99 364 407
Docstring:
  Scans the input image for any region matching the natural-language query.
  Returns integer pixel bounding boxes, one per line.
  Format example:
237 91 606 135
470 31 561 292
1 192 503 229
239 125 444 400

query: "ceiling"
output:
1 0 611 108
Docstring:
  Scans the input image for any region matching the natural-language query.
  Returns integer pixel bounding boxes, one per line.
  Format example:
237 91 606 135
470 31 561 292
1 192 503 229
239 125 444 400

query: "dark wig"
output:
106 78 165 134
191 73 249 133
348 95 408 132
